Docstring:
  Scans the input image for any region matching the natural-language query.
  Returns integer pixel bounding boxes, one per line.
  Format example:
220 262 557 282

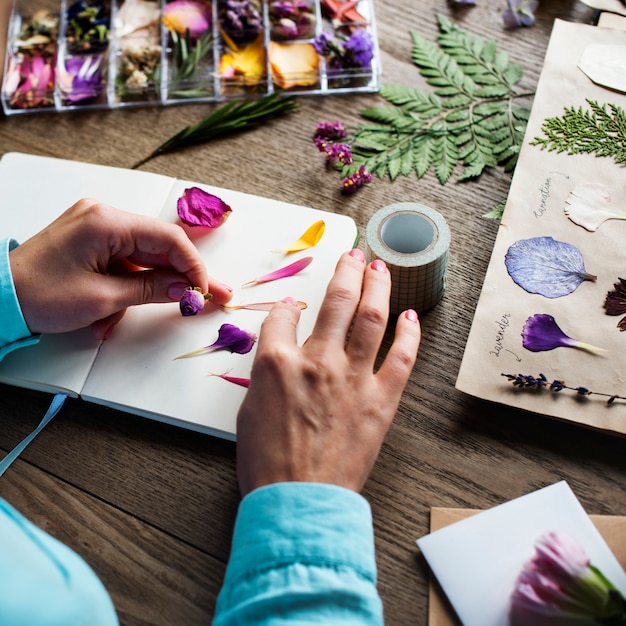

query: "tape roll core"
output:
366 203 450 314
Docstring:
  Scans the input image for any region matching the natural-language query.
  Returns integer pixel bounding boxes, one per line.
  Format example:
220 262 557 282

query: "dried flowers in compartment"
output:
163 0 215 99
3 8 59 110
112 0 163 103
65 0 110 54
269 0 316 41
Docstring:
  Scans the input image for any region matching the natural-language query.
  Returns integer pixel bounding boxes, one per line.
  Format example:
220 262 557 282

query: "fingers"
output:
376 309 421 394
255 297 303 353
308 249 367 346
345 258 391 367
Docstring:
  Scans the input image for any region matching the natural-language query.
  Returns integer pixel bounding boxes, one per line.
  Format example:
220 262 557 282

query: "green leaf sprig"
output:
339 14 533 186
530 98 626 164
132 93 300 169
169 28 214 98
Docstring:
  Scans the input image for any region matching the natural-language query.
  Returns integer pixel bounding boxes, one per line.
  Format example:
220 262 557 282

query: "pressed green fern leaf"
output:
530 98 626 164
342 14 533 185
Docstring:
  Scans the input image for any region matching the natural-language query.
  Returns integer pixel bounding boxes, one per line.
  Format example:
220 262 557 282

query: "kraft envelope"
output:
417 482 626 626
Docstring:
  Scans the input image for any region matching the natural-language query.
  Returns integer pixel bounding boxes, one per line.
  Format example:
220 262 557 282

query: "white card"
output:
416 481 626 626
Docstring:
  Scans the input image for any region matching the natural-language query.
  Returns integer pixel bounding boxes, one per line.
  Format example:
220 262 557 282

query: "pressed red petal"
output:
243 256 313 286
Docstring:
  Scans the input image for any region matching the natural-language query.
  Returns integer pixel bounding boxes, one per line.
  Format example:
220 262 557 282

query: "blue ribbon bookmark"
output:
0 393 67 477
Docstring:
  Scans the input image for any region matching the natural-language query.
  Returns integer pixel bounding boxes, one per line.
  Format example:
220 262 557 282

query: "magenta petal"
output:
206 323 257 354
177 187 232 228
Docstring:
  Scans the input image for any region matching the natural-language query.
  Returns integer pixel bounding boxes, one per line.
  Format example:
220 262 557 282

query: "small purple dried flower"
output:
521 314 606 354
341 165 373 194
314 29 374 72
222 0 263 44
174 323 257 359
604 277 626 331
325 143 353 166
179 286 210 316
177 187 232 228
314 120 347 140
502 0 539 29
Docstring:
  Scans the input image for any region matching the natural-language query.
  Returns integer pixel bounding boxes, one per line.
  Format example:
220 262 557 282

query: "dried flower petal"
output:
268 41 319 89
179 286 210 316
603 277 626 331
209 370 250 387
273 221 325 254
242 256 313 286
177 187 232 228
510 531 626 625
174 323 257 359
505 236 596 298
223 300 308 311
564 183 626 232
219 32 267 85
522 314 606 354
163 0 212 39
502 0 538 30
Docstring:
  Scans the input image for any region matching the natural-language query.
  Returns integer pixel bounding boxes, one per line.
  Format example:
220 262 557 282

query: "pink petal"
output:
243 256 313 286
163 0 212 39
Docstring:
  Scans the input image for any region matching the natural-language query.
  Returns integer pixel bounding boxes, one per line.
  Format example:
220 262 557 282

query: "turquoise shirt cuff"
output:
0 238 40 360
214 482 383 625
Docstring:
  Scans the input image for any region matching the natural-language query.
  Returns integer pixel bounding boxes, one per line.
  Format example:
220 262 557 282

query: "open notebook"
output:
0 152 358 440
456 20 626 436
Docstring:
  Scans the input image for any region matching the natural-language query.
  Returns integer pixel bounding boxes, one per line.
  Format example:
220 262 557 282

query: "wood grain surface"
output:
1 1 625 625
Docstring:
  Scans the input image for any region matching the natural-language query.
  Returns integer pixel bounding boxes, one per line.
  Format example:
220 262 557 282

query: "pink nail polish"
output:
405 309 418 323
281 296 299 306
371 259 387 272
349 248 365 262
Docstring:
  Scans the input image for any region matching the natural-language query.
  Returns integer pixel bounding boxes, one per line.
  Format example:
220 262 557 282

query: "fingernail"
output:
281 296 299 306
371 259 387 272
349 248 365 262
219 281 233 293
103 325 115 340
405 309 418 323
167 282 188 301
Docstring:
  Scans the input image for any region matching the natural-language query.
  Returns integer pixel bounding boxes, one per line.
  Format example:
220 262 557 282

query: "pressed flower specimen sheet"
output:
456 20 626 436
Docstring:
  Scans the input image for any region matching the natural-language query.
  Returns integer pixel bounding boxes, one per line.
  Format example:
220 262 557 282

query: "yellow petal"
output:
219 31 266 85
268 41 319 89
274 220 326 253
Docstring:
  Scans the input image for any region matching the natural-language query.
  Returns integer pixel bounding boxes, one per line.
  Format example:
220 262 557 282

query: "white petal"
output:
564 183 626 231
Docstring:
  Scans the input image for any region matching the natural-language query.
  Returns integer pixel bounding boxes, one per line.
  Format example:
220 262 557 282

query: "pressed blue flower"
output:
341 165 372 194
502 0 539 29
521 314 606 354
179 287 211 316
174 323 257 359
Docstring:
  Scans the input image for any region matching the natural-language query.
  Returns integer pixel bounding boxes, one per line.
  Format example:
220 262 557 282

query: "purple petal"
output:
179 287 207 316
521 314 576 352
243 256 313 286
206 323 257 354
177 187 232 228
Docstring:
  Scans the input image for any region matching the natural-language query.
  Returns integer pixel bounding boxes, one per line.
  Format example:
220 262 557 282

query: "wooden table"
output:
1 1 624 624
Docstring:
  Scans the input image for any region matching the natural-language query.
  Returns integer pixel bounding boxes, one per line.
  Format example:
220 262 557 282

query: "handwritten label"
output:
534 177 552 218
490 313 512 358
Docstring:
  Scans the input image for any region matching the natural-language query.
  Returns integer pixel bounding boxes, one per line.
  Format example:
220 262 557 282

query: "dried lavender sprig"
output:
501 373 626 406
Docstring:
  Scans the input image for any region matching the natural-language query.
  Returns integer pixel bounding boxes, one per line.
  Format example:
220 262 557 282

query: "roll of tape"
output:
365 202 450 314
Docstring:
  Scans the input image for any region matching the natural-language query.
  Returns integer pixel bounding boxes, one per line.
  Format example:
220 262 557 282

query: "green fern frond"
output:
334 14 533 190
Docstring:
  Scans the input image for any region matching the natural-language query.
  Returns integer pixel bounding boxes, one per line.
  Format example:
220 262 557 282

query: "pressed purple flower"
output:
341 165 373 194
604 278 626 331
502 0 539 29
179 286 210 316
174 323 257 359
313 30 336 56
269 0 315 39
58 53 104 103
221 0 263 45
325 142 353 166
242 256 313 286
177 187 232 228
314 136 329 151
510 531 626 625
521 314 606 354
342 29 374 69
314 120 347 140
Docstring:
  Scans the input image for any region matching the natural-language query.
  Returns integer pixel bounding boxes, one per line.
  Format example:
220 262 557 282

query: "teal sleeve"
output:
213 482 384 625
0 238 40 360
0 498 118 625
